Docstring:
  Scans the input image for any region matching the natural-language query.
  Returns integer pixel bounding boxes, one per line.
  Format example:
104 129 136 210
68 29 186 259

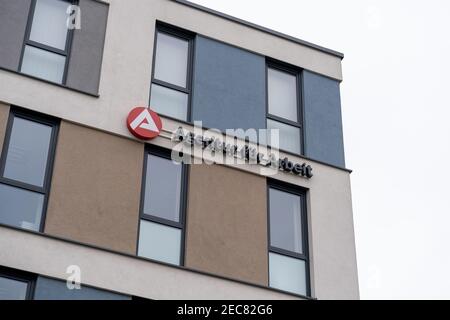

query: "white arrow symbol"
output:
130 109 159 132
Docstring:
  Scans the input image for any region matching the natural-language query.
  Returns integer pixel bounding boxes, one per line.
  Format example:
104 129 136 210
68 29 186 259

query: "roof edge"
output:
170 0 344 59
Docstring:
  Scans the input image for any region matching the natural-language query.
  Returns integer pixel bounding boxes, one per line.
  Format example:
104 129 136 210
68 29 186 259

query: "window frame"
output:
0 266 36 300
18 0 77 85
149 22 195 122
0 107 59 232
136 144 189 266
265 59 305 155
267 179 310 297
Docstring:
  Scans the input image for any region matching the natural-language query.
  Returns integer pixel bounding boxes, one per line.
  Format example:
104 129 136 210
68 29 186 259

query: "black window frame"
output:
18 0 77 85
267 179 311 297
0 266 36 300
149 22 195 122
0 107 59 232
136 144 189 266
265 59 305 155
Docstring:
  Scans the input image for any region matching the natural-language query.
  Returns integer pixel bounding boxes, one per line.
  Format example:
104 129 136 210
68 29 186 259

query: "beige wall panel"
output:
161 119 359 299
0 103 9 152
185 164 268 286
45 121 144 254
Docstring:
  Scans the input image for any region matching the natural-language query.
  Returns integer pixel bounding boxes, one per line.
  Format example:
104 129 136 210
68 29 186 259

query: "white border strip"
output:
0 226 301 300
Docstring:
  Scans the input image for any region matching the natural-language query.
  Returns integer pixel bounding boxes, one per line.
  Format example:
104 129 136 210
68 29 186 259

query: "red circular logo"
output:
126 107 162 140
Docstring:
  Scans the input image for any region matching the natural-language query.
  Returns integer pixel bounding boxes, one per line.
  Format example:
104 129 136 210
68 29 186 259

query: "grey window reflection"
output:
269 188 303 254
150 84 188 121
21 45 66 84
0 276 28 300
3 116 52 187
0 183 44 231
154 32 189 88
143 154 182 222
29 0 70 51
268 68 298 122
138 220 181 265
267 119 301 154
269 252 307 296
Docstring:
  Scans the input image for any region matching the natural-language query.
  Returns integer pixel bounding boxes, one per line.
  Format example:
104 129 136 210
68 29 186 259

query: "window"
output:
149 24 194 121
266 62 303 154
267 181 310 296
19 0 75 84
0 267 35 300
137 146 187 266
0 108 59 232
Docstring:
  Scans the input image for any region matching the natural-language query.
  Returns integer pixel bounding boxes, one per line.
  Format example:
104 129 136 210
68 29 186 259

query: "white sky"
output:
190 0 450 299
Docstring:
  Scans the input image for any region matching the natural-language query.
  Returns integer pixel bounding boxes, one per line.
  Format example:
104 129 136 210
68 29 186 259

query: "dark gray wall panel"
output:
66 0 109 95
303 71 346 167
0 0 31 70
34 276 130 300
192 36 266 133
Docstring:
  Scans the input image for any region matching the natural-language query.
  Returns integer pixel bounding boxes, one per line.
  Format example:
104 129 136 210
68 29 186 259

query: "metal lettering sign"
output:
172 127 313 179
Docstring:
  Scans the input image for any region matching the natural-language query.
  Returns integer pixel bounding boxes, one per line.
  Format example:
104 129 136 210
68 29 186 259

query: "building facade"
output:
0 0 359 300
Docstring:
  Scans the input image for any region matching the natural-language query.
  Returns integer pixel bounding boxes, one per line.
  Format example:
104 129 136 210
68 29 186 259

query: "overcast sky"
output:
191 0 450 299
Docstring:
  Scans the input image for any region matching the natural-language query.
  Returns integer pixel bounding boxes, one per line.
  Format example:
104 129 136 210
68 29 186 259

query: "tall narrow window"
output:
268 181 310 296
0 108 59 232
20 0 75 84
0 267 35 300
266 62 303 154
137 146 187 266
149 24 194 121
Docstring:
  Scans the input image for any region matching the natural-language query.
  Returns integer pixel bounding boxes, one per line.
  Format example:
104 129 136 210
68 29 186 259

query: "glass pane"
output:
268 68 298 122
21 46 66 83
269 252 307 296
29 0 70 50
269 188 303 254
0 184 44 231
0 276 28 300
154 32 189 87
138 220 181 265
144 154 182 222
4 117 52 187
150 84 188 121
267 119 301 154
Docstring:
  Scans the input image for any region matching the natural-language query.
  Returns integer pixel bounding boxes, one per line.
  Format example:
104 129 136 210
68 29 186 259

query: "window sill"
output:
0 66 100 98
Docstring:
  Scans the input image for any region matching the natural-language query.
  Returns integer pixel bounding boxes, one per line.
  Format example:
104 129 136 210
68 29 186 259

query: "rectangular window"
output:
149 24 194 121
137 146 187 266
0 267 35 300
0 108 59 232
267 181 310 296
19 0 75 84
266 61 303 155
